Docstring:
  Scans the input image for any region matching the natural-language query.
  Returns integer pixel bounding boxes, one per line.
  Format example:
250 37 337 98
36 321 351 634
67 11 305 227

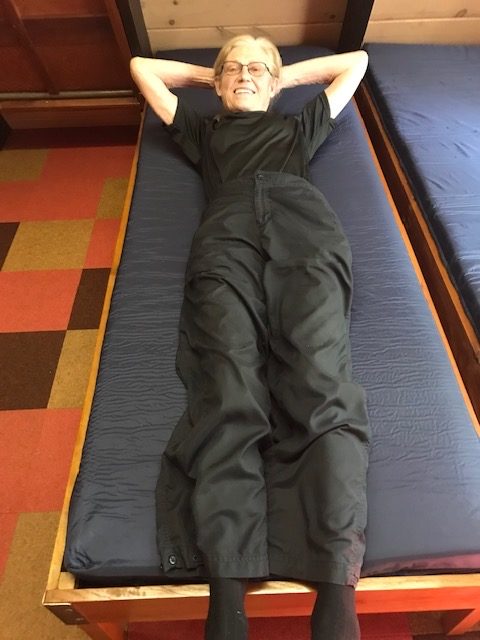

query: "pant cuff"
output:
205 554 270 578
269 548 361 586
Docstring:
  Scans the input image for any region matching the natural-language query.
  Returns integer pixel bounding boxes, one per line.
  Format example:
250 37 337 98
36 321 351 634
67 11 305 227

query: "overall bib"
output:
156 94 370 586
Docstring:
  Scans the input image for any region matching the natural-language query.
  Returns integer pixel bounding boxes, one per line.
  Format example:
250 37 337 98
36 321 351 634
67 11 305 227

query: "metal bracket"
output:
44 603 88 625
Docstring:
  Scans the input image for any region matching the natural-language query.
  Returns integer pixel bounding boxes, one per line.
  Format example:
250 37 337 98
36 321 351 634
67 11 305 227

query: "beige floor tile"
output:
0 511 85 640
48 329 97 408
96 177 129 219
0 149 48 182
3 220 94 271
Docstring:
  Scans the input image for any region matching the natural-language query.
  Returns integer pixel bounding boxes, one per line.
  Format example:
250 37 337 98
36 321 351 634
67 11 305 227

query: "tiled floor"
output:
0 126 137 640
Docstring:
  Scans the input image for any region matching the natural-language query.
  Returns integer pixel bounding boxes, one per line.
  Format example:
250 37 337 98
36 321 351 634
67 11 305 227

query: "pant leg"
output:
157 187 272 578
259 173 370 586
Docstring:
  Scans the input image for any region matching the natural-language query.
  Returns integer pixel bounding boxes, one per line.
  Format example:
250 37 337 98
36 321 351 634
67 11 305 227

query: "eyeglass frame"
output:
220 60 272 78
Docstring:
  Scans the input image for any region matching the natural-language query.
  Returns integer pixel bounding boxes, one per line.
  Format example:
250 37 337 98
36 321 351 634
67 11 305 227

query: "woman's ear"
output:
214 77 222 97
270 76 280 97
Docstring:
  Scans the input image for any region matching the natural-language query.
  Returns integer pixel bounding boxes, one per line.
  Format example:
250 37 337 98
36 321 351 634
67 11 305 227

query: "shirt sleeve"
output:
164 98 205 166
299 90 335 160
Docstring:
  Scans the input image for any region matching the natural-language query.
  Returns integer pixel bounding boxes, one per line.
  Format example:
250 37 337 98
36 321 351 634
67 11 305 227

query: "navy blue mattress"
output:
64 46 480 584
365 43 480 338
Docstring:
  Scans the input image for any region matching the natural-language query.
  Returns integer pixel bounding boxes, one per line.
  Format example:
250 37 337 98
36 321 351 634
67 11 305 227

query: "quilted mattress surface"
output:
64 46 480 584
365 43 480 338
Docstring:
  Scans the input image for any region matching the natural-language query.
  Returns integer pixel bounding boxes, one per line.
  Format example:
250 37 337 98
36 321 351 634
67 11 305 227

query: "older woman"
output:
130 35 370 640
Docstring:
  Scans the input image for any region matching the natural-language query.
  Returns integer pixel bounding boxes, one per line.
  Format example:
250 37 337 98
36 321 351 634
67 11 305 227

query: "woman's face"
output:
214 43 278 112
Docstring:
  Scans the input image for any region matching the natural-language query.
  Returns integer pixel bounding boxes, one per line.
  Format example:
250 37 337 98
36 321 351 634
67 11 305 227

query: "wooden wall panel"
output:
366 0 480 44
144 0 343 29
141 0 347 50
150 24 342 52
365 17 480 44
371 0 480 20
14 0 106 18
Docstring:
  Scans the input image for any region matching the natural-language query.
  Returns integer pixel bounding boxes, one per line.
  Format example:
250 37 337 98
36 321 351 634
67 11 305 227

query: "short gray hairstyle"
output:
213 34 282 78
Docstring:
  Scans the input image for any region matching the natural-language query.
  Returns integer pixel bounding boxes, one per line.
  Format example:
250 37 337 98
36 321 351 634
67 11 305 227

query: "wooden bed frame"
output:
356 81 480 424
43 2 480 638
42 98 480 640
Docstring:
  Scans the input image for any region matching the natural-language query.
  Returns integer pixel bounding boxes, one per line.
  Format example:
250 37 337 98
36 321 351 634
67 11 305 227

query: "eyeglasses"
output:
221 61 272 77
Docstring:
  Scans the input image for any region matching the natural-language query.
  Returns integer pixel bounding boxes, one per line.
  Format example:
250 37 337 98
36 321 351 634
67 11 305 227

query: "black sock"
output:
205 577 249 640
310 582 360 640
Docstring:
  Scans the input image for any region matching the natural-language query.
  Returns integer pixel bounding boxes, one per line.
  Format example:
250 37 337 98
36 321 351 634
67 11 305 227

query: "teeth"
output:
235 89 254 94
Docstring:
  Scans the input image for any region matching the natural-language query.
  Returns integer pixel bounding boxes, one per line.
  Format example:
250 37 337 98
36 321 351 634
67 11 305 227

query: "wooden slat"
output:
102 0 137 71
28 17 132 90
14 0 106 18
43 574 480 627
365 17 480 45
356 83 480 427
370 0 480 20
3 0 58 93
150 23 342 51
0 96 141 128
143 0 346 29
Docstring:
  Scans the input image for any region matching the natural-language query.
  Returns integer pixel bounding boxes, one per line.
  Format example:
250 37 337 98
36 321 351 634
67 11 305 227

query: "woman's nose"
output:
239 65 250 80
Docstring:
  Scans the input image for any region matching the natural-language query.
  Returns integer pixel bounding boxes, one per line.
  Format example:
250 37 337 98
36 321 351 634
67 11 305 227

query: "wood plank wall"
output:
365 0 480 44
141 0 347 51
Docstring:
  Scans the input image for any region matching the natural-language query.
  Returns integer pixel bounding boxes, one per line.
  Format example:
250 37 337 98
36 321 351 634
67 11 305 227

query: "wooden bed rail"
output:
43 572 480 638
356 82 480 426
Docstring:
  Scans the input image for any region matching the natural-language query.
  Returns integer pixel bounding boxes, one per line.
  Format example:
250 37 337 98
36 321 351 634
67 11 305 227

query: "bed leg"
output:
80 622 126 640
442 609 480 635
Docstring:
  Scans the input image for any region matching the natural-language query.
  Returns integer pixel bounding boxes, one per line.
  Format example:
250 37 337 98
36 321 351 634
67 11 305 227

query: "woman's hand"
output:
278 50 368 118
130 57 215 125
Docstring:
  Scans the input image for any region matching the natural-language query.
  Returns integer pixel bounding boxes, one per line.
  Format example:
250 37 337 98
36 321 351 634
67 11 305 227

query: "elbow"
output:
130 56 139 78
130 56 145 78
358 49 369 70
355 50 368 80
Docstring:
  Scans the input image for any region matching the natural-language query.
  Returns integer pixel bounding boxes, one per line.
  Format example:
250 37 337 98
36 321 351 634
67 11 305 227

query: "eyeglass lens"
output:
223 62 269 77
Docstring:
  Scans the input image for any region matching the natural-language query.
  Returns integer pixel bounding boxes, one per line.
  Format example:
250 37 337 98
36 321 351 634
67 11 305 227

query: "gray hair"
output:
213 34 282 78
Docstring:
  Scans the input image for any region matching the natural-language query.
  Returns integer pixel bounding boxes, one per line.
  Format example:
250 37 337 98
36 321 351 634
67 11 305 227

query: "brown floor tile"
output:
48 330 98 408
0 331 65 410
0 222 18 269
3 220 94 271
68 268 110 329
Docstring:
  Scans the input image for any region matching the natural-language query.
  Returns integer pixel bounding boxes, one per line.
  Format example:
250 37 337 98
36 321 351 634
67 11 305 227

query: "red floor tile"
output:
0 145 134 222
0 270 81 332
128 613 413 640
22 408 82 511
0 410 45 512
84 218 121 268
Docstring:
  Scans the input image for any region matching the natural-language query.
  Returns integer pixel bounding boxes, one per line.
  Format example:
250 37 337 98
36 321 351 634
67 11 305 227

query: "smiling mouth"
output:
234 89 255 95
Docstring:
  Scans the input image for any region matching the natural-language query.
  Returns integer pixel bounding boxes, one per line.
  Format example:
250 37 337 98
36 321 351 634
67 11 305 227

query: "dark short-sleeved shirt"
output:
166 91 334 201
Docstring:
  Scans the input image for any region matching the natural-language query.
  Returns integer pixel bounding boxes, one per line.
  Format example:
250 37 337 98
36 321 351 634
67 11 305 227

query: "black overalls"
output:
156 92 370 586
